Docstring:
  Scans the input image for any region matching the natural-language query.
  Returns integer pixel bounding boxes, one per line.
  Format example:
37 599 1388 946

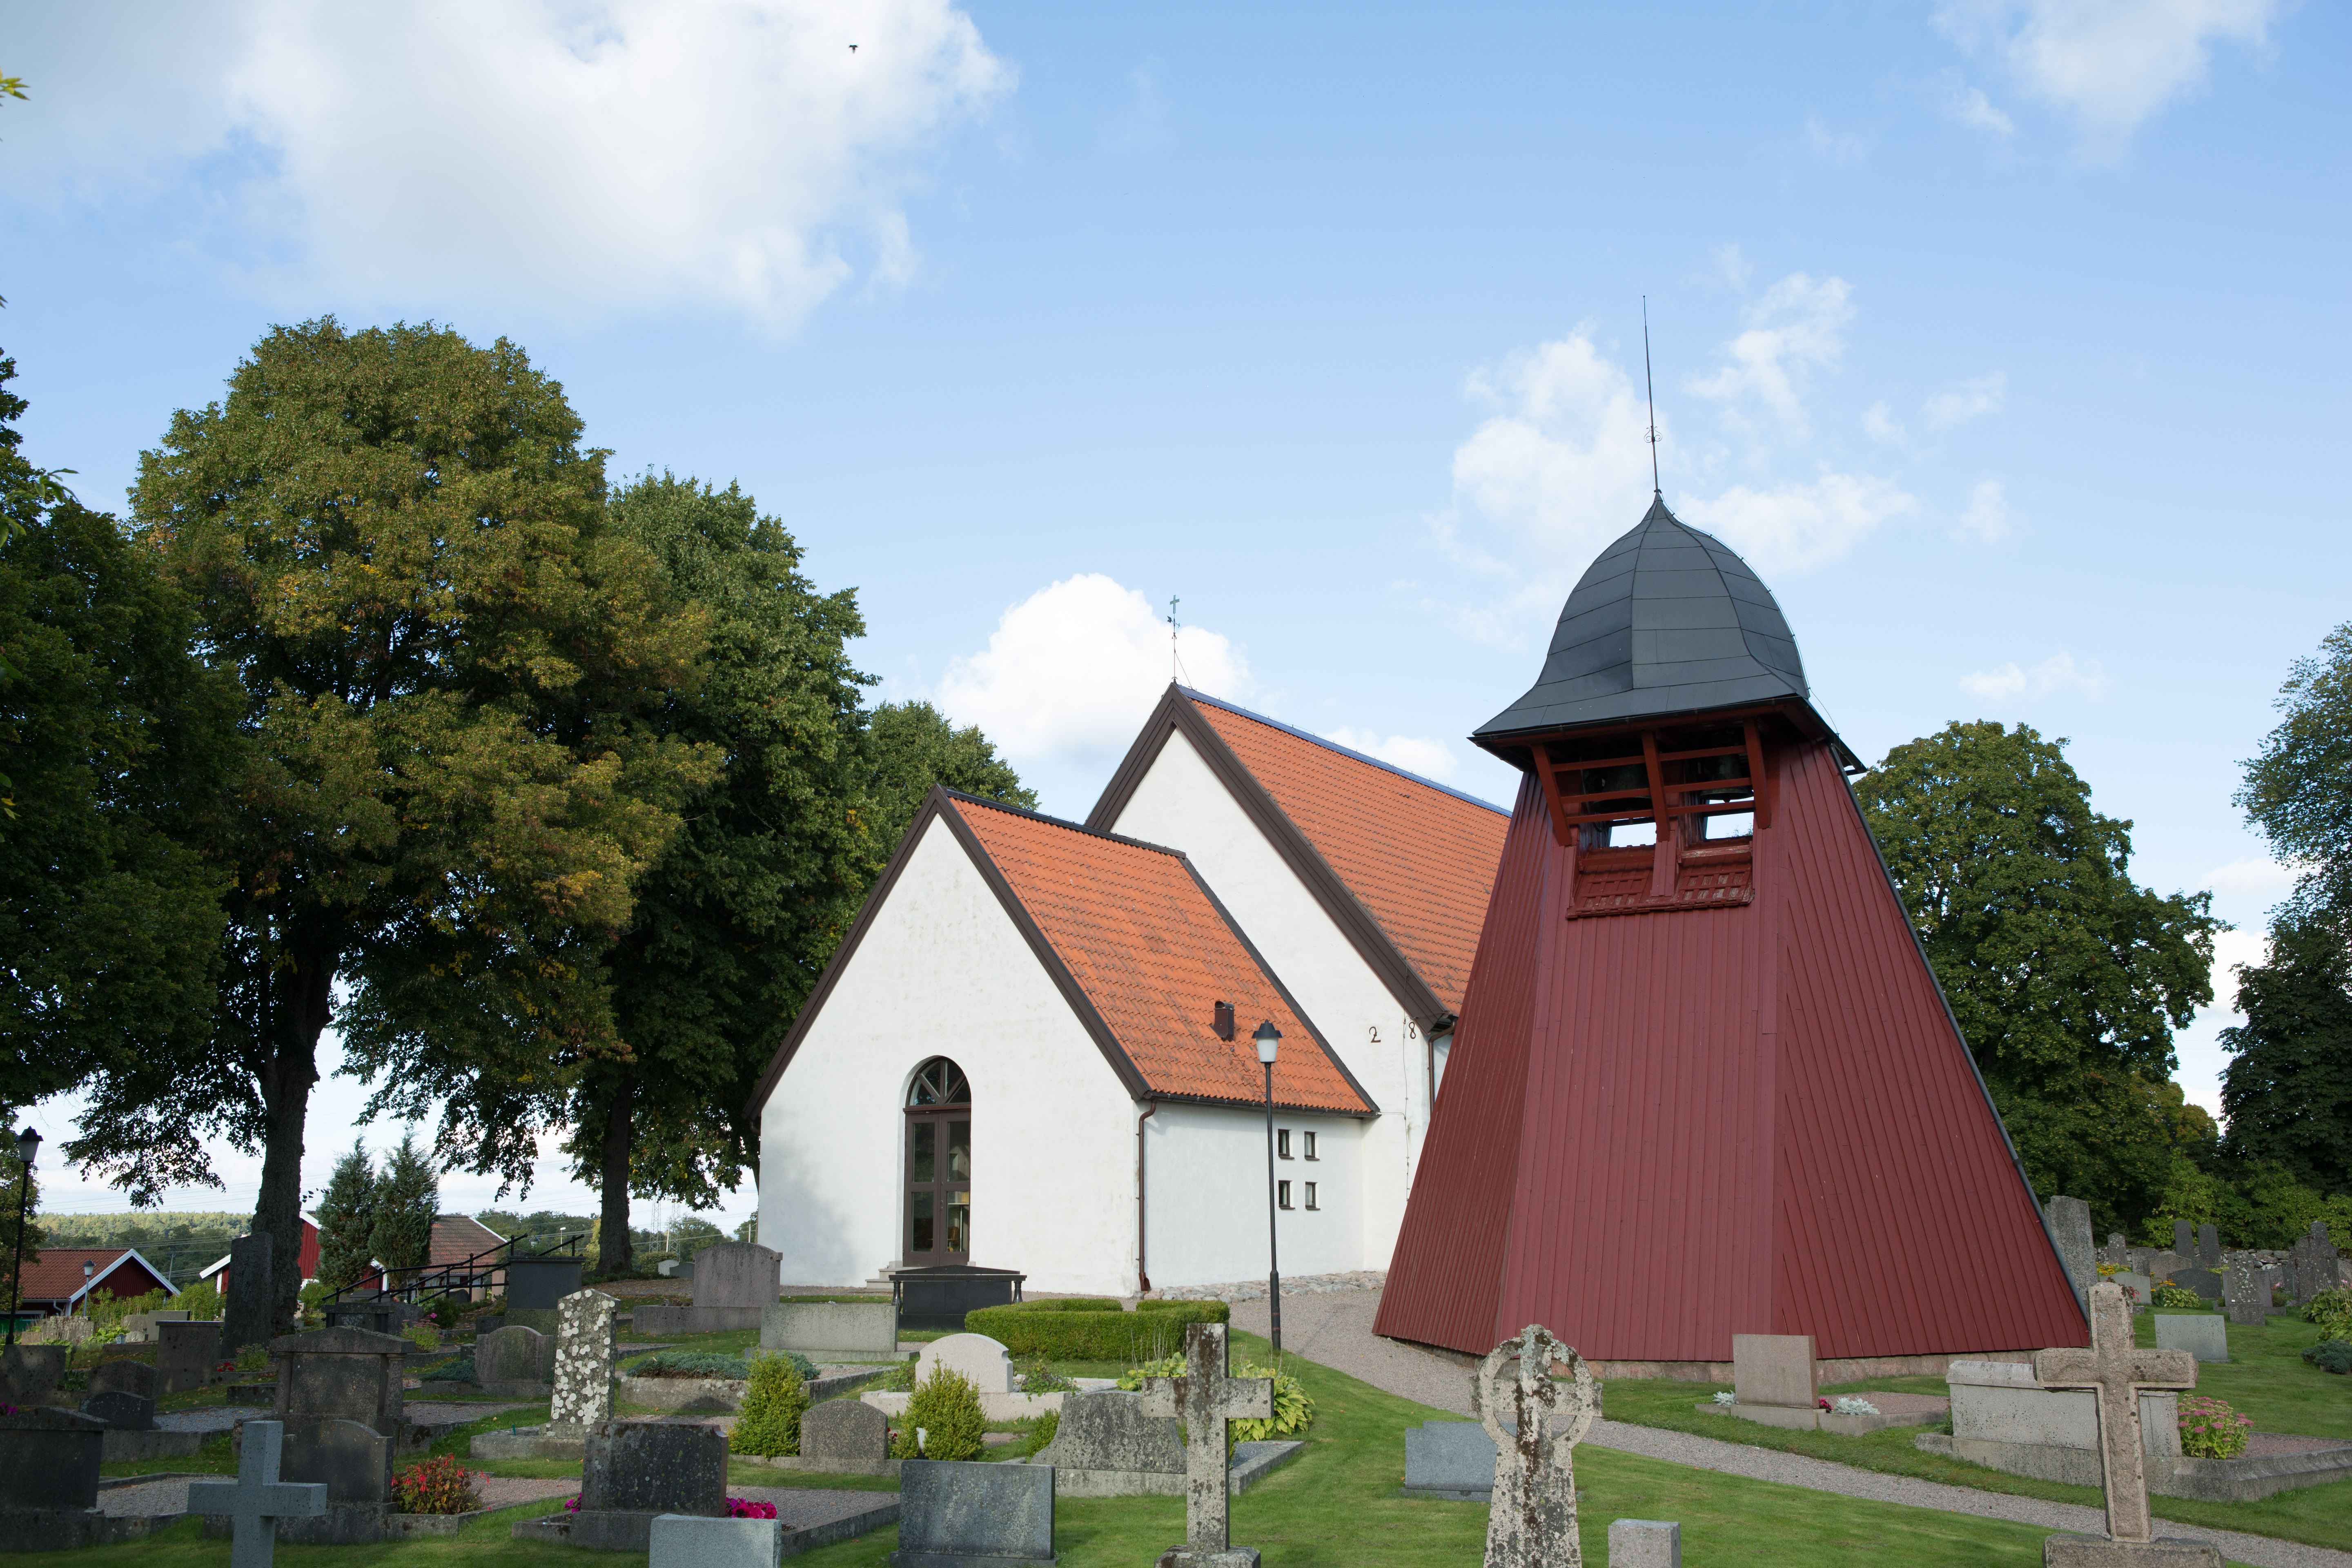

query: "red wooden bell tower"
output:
1375 499 2085 1364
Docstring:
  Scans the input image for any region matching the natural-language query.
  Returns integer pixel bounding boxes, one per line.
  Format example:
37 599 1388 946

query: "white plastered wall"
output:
1107 731 1419 1270
757 816 1142 1296
1143 1103 1364 1286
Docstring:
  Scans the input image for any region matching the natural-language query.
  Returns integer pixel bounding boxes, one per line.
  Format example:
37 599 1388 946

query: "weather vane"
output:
1642 298 1663 498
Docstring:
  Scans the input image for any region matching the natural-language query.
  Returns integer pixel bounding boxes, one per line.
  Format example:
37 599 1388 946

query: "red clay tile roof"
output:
949 795 1373 1115
16 1247 173 1306
1188 696 1510 1016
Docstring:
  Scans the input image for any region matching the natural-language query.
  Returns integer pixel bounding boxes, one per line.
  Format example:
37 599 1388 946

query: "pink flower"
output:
725 1499 779 1519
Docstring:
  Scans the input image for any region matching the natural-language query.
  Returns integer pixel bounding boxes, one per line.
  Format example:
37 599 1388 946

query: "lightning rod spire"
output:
1643 297 1662 499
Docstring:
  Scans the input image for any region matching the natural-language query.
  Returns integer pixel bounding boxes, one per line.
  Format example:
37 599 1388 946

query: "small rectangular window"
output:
1277 1180 1293 1209
1304 1182 1319 1210
1303 1131 1317 1160
1276 1129 1292 1159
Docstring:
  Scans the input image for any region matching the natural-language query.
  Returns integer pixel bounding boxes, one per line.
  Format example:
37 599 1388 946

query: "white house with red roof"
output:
751 686 1509 1296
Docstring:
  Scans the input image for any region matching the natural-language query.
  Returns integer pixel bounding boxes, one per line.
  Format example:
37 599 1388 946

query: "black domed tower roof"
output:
1474 497 1825 763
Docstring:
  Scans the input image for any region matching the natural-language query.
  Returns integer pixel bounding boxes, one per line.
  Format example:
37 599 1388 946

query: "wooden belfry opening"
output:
1534 711 1783 917
904 1056 971 1266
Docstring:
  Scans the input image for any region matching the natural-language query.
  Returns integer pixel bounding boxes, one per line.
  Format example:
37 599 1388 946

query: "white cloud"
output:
1957 478 2014 542
1102 63 1172 153
935 575 1253 770
1937 76 2018 136
1862 401 1907 443
1936 0 2277 149
1959 649 2109 700
2201 858 2299 901
1714 243 1753 291
1686 272 1854 438
1677 472 1920 576
1803 115 1874 168
1323 728 1459 782
1450 328 1660 568
2 0 1011 330
1924 372 2009 428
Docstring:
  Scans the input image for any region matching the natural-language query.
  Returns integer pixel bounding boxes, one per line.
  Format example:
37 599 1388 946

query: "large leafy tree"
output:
863 701 1035 850
84 319 717 1335
2238 623 2352 931
2218 922 2352 1194
1859 722 2222 1236
0 351 236 1117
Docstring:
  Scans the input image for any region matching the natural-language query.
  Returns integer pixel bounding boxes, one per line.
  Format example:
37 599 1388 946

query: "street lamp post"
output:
1254 1021 1283 1359
80 1258 94 1317
7 1126 38 1348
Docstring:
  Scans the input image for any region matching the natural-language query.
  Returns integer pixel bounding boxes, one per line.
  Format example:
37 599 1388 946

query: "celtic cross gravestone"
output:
1477 1324 1599 1568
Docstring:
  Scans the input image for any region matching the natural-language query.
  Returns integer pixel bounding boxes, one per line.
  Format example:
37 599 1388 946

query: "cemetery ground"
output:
1591 1307 2352 1554
27 1329 2194 1568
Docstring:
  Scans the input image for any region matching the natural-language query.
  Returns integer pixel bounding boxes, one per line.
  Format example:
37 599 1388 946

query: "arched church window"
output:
904 1058 971 1265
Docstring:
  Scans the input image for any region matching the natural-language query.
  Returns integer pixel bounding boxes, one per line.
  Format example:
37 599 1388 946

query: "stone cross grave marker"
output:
1478 1325 1599 1568
2033 1281 2201 1549
189 1419 327 1568
1136 1321 1272 1566
548 1288 618 1437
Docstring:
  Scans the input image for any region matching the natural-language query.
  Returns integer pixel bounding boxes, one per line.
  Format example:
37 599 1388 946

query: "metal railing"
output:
315 1229 587 1310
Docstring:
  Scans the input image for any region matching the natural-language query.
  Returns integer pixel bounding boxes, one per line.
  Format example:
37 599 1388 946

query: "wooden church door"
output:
904 1057 971 1266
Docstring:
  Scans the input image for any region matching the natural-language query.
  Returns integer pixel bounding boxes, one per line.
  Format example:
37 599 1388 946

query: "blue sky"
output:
5 2 2343 1229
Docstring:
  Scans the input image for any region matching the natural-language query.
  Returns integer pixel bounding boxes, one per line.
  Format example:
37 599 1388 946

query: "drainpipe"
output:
1135 1100 1158 1294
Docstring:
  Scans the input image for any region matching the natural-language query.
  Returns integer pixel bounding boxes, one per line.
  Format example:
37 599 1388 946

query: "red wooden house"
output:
1375 498 2086 1373
14 1247 177 1317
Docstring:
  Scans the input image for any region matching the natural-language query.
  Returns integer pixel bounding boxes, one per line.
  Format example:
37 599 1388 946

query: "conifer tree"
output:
312 1143 378 1292
368 1134 440 1279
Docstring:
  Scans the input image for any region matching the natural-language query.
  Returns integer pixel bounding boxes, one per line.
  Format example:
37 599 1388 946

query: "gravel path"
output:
1229 1288 2352 1568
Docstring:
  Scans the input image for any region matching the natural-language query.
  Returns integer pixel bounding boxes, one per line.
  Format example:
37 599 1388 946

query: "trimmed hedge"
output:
964 1298 1230 1360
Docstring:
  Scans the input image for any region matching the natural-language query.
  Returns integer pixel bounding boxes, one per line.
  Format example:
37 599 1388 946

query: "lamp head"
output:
1253 1020 1281 1065
12 1127 36 1167
82 1258 94 1278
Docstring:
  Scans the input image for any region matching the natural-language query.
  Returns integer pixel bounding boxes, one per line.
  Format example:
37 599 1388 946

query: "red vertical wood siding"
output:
1377 738 2086 1361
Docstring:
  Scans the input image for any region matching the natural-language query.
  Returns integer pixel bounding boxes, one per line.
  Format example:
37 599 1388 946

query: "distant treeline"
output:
36 1211 247 1287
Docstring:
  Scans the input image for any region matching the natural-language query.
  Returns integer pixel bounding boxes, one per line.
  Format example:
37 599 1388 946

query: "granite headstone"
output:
82 1390 156 1431
1032 1388 1182 1495
801 1395 893 1473
0 1344 66 1407
2044 1195 2097 1309
158 1320 222 1396
222 1231 274 1356
1401 1420 1497 1501
891 1458 1055 1568
1731 1333 1816 1409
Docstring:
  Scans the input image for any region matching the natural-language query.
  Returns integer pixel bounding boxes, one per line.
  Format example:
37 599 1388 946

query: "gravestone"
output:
270 1325 408 1438
2169 1268 2222 1301
2145 1250 2188 1283
651 1512 782 1568
2289 1221 2340 1303
222 1231 274 1356
505 1256 584 1312
2223 1259 2265 1327
270 1418 393 1545
693 1242 780 1310
87 1359 159 1401
764 1299 898 1361
892 1458 1054 1567
475 1324 553 1394
0 1344 66 1407
2154 1315 2227 1364
1731 1333 1815 1408
1138 1322 1272 1567
1941 1360 2180 1473
2172 1221 2193 1258
548 1288 619 1441
158 1319 223 1395
802 1395 893 1472
189 1419 327 1568
0 1404 103 1508
1608 1519 1681 1568
557 1419 728 1552
2108 1272 2152 1312
82 1390 156 1431
121 1309 189 1343
1034 1388 1183 1494
2034 1281 2216 1565
917 1332 1015 1395
2196 1225 2221 1270
1478 1324 1598 1568
1402 1420 1499 1501
2043 1195 2097 1309
2100 1233 2129 1268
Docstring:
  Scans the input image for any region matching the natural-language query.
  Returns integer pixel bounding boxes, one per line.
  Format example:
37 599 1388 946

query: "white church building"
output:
751 686 1509 1296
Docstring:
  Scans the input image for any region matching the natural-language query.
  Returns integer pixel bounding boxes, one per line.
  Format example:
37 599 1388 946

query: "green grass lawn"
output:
46 1327 2129 1568
1592 1308 2352 1552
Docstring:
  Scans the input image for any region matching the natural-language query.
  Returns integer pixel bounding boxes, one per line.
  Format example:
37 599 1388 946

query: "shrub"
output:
881 1354 919 1393
1010 1409 1059 1458
172 1281 223 1322
2152 1284 2204 1310
1228 1360 1313 1445
404 1322 442 1354
2177 1396 2251 1459
890 1366 987 1461
965 1299 1229 1361
421 1356 477 1383
390 1455 480 1515
232 1342 271 1375
2303 1287 2352 1338
2302 1339 2352 1376
1013 1356 1075 1393
728 1354 810 1457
